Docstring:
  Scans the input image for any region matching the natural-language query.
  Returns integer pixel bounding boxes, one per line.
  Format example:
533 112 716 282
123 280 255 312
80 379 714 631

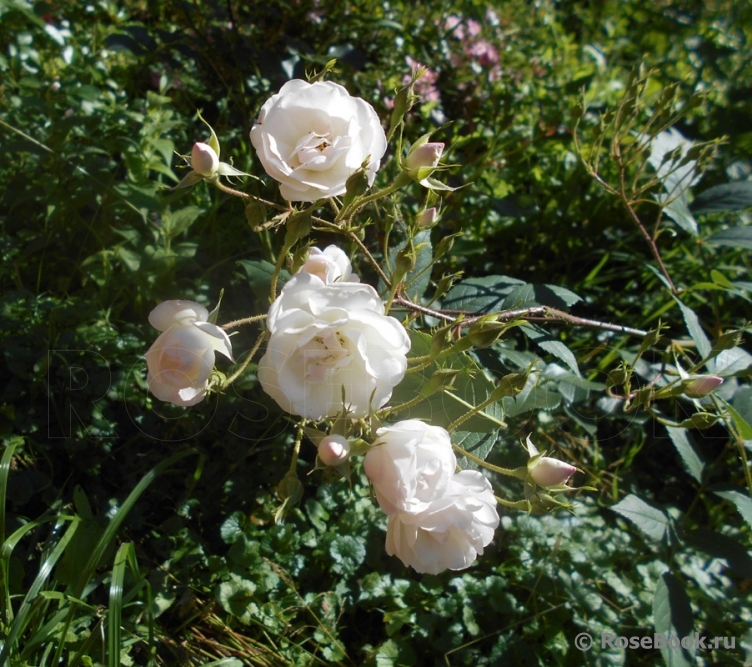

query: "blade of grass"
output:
1 515 63 627
72 448 197 599
108 542 133 667
0 437 24 547
0 517 80 664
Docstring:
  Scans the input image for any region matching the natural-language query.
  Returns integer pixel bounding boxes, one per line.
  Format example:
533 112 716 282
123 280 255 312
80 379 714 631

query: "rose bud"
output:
416 207 438 229
525 436 576 488
191 142 220 177
682 375 724 398
318 435 351 466
405 141 444 181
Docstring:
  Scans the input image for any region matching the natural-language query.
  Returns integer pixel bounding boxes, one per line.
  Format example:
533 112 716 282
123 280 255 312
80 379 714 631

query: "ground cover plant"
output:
1 0 752 664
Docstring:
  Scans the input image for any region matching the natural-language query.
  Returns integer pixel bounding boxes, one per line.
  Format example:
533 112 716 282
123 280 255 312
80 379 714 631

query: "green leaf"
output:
443 275 525 313
652 572 695 667
660 191 697 235
454 431 498 469
237 259 291 303
690 181 752 214
216 574 257 624
732 386 752 429
534 338 580 375
390 331 504 432
708 347 752 377
502 383 561 418
443 275 581 314
502 282 582 310
722 400 752 440
714 490 752 532
329 535 366 575
163 205 204 238
612 494 670 541
673 298 711 359
220 511 246 544
705 226 752 249
665 427 704 483
115 246 141 272
684 528 752 578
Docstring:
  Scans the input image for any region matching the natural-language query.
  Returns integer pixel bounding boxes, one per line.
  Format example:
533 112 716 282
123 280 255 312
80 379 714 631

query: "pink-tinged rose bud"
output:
529 457 577 487
683 375 724 398
318 435 351 466
405 142 444 180
191 142 219 177
525 436 576 487
416 207 438 229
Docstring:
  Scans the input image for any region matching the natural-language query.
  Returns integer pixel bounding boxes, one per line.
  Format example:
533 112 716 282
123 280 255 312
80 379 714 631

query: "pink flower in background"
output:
465 40 499 67
445 15 464 40
465 19 482 37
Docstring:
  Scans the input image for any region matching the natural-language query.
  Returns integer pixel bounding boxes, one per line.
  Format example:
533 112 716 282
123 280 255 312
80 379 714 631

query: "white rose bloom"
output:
299 245 359 284
364 420 456 515
385 470 499 574
250 79 387 202
145 300 233 407
257 274 410 419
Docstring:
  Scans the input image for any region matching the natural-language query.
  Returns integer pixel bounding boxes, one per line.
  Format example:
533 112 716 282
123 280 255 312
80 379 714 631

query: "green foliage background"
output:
1 0 751 664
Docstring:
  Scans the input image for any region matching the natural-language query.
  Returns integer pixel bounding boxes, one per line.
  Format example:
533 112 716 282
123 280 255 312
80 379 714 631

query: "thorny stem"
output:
334 174 410 224
405 358 437 375
392 296 649 337
289 422 304 472
453 443 527 478
347 230 392 288
223 331 266 387
311 216 393 289
212 181 287 211
407 354 434 365
496 497 532 511
384 392 429 416
446 391 506 432
221 313 267 330
617 159 679 295
269 240 293 302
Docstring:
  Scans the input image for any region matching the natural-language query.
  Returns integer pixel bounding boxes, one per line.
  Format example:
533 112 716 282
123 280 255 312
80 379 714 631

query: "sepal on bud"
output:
274 471 304 524
341 157 371 209
389 66 425 137
466 316 510 348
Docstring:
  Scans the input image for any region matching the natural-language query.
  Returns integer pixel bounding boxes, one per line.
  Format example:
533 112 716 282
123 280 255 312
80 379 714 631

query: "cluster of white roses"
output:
144 79 510 574
257 246 410 420
364 420 499 574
